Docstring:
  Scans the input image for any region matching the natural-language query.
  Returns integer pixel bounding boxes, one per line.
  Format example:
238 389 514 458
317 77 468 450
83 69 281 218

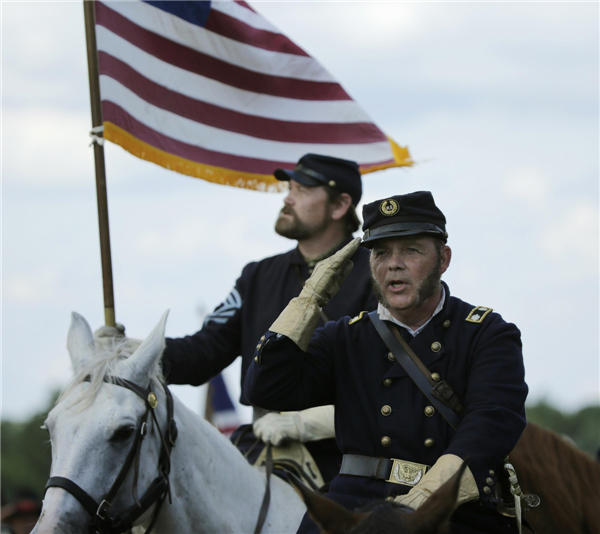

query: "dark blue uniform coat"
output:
245 283 528 533
161 238 377 480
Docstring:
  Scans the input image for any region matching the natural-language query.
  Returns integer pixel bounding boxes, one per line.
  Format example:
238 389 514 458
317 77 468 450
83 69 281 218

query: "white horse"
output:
33 311 306 534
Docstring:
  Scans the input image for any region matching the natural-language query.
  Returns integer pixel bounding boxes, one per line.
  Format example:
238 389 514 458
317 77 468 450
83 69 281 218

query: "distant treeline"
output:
1 392 598 504
525 400 599 457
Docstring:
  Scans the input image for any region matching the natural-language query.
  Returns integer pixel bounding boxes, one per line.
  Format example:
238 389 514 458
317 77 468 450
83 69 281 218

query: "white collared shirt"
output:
377 286 446 337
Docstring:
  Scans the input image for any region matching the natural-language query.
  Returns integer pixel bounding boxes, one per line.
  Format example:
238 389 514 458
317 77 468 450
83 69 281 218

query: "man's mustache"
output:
280 206 296 217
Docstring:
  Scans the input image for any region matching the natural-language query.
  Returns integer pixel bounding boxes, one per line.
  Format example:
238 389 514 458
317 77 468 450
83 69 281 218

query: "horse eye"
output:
111 426 136 442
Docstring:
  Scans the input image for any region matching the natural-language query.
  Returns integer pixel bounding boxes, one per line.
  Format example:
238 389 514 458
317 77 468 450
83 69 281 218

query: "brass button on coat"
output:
424 406 435 417
489 469 495 476
381 405 392 416
383 378 393 387
431 373 441 381
483 486 491 495
387 352 396 362
424 438 435 448
256 344 262 350
385 496 394 502
443 319 451 328
260 335 265 342
381 436 391 447
486 477 494 485
431 342 441 352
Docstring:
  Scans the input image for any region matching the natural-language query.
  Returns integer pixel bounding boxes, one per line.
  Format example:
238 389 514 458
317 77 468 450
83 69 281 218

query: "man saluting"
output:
245 191 528 534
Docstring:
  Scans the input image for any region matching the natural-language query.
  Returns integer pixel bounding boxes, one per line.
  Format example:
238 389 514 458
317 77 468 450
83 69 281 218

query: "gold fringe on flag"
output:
104 122 286 193
104 122 412 192
361 138 413 174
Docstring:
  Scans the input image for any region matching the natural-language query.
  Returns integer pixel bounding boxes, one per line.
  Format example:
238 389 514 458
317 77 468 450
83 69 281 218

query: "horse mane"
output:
349 502 413 534
511 422 600 534
58 337 164 411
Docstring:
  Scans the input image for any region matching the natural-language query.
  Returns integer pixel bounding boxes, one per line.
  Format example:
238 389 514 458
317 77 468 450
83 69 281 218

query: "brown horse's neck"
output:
510 422 600 534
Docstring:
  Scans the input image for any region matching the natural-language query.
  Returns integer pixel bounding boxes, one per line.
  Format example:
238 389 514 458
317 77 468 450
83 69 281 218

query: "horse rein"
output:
44 376 178 534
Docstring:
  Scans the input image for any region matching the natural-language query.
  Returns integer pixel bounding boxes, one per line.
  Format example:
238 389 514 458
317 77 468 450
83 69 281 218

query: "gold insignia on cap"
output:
379 199 400 217
466 306 493 323
328 180 336 187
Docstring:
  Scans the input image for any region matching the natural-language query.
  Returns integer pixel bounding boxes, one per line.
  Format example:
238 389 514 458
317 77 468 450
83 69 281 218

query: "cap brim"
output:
361 228 446 248
274 168 322 187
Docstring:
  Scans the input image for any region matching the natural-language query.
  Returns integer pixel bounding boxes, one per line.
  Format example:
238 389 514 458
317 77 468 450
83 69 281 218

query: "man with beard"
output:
245 191 528 534
157 154 376 484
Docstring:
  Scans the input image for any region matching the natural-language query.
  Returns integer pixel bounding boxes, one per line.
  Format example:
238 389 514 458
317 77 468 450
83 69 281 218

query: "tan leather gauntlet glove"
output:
270 237 361 351
393 454 479 510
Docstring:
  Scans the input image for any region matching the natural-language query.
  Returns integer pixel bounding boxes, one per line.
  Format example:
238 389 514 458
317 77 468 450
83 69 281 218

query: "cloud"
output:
2 2 88 109
541 201 599 277
257 2 598 108
503 167 549 210
3 108 93 186
4 271 58 303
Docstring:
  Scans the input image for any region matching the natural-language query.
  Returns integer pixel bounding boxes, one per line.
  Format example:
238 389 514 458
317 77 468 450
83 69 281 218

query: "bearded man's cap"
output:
274 154 362 206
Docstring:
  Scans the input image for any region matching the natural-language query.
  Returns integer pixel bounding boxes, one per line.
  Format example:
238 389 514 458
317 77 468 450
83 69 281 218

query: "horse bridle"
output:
44 376 178 534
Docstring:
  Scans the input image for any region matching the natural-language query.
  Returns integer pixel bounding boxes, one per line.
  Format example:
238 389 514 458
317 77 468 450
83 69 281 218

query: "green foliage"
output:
1 391 58 503
526 399 600 457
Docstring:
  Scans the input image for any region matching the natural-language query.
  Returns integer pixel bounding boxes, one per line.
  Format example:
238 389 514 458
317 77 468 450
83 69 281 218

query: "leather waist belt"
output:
340 454 430 486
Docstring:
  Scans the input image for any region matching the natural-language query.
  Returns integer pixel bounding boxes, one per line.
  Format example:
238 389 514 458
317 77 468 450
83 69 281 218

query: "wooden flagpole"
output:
83 0 116 327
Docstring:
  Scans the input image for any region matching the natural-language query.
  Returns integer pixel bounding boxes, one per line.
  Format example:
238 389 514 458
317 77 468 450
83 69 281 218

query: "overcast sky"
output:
2 1 599 424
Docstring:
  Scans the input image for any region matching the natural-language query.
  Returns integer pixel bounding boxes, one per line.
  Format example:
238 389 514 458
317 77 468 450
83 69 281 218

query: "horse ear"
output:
67 312 95 373
287 474 366 534
404 462 468 534
126 310 169 383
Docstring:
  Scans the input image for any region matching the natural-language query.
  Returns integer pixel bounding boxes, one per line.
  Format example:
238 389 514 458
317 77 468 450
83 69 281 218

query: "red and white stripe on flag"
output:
206 374 240 438
94 1 412 191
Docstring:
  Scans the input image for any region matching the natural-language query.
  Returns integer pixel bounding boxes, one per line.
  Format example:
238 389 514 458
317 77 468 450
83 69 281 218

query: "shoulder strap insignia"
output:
466 306 493 323
349 311 368 325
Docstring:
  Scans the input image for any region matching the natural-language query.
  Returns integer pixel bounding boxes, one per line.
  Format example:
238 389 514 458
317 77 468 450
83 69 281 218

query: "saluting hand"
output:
270 237 361 352
304 237 361 307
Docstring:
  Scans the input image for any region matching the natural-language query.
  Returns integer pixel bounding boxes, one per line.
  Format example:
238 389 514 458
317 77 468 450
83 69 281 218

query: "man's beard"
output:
274 207 329 240
371 254 442 310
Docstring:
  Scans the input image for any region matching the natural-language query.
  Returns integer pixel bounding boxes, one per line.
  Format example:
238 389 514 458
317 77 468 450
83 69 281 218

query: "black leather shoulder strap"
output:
369 311 462 430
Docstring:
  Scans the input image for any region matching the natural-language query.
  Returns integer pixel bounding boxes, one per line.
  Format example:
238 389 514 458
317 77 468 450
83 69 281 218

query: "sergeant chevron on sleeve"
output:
245 191 528 534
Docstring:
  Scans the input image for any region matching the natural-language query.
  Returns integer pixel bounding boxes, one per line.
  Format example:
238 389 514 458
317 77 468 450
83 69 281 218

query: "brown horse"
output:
289 463 469 534
290 423 600 534
510 422 600 534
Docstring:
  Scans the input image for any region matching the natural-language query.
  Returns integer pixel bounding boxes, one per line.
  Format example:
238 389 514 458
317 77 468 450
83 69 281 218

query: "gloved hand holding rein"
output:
94 323 126 349
394 454 479 510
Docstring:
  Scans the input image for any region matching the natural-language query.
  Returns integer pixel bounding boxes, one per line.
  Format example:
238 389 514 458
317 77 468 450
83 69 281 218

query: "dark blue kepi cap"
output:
274 154 362 206
361 191 448 247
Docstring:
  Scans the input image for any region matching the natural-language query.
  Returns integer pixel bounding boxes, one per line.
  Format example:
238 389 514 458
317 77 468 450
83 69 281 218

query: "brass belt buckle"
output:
386 458 429 486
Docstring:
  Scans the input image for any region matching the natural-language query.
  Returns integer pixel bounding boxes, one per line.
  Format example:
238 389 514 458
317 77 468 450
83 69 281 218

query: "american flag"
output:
93 1 412 191
205 373 240 437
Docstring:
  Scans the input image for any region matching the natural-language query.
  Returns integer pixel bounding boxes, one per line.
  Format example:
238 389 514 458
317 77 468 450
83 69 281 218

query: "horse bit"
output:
44 376 178 534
